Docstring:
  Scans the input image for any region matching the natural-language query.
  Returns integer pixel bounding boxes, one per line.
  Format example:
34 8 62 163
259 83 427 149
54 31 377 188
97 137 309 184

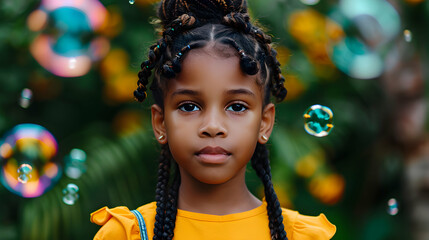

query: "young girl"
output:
91 0 336 239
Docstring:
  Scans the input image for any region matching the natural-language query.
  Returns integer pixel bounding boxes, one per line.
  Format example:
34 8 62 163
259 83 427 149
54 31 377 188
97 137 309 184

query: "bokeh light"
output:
309 173 345 205
0 124 61 198
303 105 334 137
100 49 137 103
62 183 79 205
64 148 87 179
129 0 135 4
28 0 109 77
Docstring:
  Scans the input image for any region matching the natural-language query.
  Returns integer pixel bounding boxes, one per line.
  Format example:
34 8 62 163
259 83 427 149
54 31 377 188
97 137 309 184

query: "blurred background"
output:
0 0 428 239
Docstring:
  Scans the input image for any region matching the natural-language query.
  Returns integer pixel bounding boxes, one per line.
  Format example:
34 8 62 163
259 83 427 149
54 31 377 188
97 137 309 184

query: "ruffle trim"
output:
90 206 141 240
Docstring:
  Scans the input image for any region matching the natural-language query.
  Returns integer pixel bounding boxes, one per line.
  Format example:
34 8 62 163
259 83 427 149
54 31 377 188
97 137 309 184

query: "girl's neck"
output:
177 167 262 215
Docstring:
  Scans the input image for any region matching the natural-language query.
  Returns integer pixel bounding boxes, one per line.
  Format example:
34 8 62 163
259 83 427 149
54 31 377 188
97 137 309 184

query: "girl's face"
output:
151 44 275 185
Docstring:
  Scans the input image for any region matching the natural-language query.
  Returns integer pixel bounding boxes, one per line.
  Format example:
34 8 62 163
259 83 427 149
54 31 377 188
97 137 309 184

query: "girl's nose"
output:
199 110 227 138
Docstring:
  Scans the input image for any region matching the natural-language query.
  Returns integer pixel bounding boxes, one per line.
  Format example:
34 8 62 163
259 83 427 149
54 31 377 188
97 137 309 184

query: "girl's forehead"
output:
164 47 263 96
185 43 238 61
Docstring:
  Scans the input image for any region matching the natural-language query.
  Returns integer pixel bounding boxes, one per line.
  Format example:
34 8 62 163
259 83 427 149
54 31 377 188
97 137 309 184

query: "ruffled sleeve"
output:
90 206 140 240
282 209 336 240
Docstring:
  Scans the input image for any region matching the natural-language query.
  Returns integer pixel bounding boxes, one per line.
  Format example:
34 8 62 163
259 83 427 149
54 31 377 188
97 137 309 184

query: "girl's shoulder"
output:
282 208 336 240
90 202 157 240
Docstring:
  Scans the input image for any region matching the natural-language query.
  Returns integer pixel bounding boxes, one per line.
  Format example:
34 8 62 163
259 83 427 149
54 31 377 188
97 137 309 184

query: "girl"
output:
91 0 336 239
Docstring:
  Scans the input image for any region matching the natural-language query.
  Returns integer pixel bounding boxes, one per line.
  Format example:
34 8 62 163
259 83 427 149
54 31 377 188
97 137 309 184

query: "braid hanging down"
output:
251 143 287 240
135 1 289 239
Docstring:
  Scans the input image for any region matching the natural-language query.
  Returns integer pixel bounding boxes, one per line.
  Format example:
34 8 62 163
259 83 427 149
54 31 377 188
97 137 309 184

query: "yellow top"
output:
91 201 336 240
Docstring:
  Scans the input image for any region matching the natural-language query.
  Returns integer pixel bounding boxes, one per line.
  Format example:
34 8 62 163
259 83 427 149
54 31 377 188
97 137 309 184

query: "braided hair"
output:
135 1 288 239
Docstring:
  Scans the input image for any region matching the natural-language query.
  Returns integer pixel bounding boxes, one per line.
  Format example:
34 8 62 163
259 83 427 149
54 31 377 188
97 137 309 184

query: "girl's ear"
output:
151 104 168 144
258 103 275 144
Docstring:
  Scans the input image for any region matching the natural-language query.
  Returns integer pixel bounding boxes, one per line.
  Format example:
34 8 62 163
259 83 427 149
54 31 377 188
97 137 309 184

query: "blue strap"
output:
131 210 148 240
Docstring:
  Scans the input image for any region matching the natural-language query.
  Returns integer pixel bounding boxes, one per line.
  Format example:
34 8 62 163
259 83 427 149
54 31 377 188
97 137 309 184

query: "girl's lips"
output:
195 146 231 164
196 154 230 164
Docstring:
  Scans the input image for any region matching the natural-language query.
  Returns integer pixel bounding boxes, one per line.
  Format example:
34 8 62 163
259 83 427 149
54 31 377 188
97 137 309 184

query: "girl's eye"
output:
226 103 247 112
179 103 200 112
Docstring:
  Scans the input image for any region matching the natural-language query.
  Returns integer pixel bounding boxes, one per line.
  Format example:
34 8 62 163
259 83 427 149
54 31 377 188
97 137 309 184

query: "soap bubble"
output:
17 164 33 183
64 148 87 179
403 29 412 42
19 88 33 109
387 198 399 215
62 183 79 205
303 105 334 137
0 124 61 198
28 0 108 77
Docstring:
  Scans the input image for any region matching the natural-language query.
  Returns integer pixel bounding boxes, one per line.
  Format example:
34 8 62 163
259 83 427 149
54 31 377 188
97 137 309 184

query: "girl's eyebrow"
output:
226 88 255 97
171 89 200 97
171 88 255 97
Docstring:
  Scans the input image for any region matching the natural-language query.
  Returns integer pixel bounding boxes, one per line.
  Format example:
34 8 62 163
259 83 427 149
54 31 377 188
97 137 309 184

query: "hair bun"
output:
158 0 248 27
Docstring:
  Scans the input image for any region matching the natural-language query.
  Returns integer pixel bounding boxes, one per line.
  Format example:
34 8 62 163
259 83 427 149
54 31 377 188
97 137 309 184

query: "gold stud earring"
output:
158 135 165 140
262 135 268 141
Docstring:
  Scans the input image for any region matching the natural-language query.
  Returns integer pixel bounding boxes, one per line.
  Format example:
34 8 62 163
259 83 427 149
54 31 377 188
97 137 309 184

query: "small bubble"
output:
129 0 135 4
17 164 33 183
303 105 334 137
19 88 33 108
387 198 399 215
64 148 87 179
403 30 412 42
300 0 320 5
62 183 79 205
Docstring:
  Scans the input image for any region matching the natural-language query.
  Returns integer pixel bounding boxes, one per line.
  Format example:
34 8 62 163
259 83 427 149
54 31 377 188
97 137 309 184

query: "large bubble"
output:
0 124 61 198
28 0 108 77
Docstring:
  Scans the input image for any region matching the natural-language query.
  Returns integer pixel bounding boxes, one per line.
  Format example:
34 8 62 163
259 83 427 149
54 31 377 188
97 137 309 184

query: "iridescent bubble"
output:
0 124 61 198
17 164 33 183
331 37 383 79
387 198 399 215
62 183 79 205
129 0 135 4
19 88 33 109
303 105 334 137
403 29 412 42
64 148 87 179
300 0 319 5
28 0 108 77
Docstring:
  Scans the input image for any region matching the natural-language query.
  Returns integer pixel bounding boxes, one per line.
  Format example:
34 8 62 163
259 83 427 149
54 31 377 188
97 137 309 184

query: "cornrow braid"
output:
162 41 205 78
250 27 287 102
222 12 251 34
164 166 181 240
153 144 172 240
163 14 198 44
220 12 287 102
220 37 259 75
251 143 288 240
158 0 248 27
134 39 168 102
